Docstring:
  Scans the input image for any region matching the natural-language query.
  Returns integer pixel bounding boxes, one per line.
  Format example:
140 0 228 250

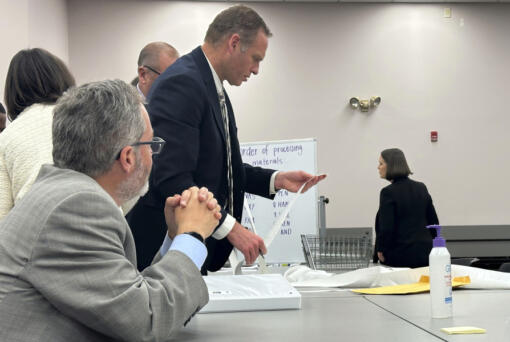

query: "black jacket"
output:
374 177 439 268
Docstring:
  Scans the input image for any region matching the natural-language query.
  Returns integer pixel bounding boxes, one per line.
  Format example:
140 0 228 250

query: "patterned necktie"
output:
218 91 234 215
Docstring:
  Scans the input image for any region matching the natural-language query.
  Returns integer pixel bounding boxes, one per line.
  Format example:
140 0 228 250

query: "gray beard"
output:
137 180 149 198
117 162 150 206
119 179 148 215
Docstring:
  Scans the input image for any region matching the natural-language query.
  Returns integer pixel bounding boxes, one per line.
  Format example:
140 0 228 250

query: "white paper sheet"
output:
284 264 510 289
230 181 309 275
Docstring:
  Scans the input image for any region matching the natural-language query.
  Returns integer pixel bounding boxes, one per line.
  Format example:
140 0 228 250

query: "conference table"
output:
365 289 510 341
174 286 510 341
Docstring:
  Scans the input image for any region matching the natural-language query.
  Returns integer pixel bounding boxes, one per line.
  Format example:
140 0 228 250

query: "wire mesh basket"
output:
301 228 372 272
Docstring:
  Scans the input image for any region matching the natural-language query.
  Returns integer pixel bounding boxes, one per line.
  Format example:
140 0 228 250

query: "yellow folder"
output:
351 275 471 295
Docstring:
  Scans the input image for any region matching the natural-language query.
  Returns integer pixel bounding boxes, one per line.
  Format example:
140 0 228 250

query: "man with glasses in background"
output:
121 42 180 214
0 80 221 341
136 42 179 101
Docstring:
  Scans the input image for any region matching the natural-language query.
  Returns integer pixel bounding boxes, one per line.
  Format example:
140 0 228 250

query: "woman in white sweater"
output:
0 48 75 220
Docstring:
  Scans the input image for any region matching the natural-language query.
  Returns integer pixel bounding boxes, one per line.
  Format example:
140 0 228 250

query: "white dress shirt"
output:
203 49 278 240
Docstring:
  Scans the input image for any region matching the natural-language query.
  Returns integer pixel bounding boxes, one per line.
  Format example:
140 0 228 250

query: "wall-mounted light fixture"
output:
349 96 381 112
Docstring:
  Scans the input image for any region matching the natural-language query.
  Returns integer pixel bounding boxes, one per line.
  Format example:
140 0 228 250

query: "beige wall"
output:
67 0 224 83
0 0 28 105
27 0 69 63
0 0 68 113
5 0 510 228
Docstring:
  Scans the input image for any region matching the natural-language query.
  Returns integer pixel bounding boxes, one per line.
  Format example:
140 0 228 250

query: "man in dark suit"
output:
128 5 325 273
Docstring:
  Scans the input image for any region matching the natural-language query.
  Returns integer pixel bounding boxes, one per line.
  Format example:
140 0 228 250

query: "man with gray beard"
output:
0 79 221 341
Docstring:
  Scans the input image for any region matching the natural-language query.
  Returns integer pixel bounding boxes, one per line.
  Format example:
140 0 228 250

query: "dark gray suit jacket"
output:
0 165 208 341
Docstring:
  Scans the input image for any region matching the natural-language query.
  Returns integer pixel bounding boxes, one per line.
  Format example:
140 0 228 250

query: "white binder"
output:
200 274 301 313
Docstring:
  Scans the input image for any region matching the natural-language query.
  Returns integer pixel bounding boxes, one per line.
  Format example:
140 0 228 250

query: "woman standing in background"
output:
374 148 439 268
0 48 75 220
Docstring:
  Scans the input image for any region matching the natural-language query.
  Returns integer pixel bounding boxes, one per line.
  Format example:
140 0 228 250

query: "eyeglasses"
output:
132 136 165 154
143 65 161 75
116 137 166 159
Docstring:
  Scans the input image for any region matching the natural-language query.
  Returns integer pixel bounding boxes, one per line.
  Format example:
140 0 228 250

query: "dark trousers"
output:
126 201 167 271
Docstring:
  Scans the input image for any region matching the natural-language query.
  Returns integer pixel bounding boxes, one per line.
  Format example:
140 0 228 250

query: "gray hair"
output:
204 5 272 49
52 79 145 178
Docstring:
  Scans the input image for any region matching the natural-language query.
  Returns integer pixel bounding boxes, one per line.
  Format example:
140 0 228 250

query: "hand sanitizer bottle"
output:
427 224 452 318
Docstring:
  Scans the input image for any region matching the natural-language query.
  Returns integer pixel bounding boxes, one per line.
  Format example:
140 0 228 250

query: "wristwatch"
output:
184 231 204 243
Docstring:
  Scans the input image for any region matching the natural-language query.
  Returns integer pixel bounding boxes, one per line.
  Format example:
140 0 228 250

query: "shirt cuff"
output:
168 234 207 269
270 171 280 195
159 234 207 269
212 214 235 240
160 234 173 256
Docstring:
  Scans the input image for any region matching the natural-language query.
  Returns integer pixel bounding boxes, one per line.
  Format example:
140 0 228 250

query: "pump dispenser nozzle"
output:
427 224 445 247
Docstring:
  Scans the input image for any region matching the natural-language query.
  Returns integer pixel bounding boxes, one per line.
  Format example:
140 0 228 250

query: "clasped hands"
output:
164 186 222 241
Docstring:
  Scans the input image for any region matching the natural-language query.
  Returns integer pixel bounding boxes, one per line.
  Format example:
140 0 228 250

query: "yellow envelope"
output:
351 275 471 294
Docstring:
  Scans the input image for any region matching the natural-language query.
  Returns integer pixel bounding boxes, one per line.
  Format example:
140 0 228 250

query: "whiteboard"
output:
240 138 318 264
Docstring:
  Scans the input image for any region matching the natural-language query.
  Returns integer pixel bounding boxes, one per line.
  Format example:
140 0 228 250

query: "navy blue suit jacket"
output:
128 47 275 272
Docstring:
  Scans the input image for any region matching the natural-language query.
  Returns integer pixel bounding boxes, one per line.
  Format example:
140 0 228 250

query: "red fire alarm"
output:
431 131 438 142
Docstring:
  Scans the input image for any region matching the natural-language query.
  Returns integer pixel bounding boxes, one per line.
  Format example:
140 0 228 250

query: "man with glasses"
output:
0 80 221 341
128 5 325 273
136 41 179 101
122 42 180 214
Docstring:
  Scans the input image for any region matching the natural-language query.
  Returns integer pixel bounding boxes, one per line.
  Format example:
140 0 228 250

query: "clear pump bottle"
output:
427 224 452 318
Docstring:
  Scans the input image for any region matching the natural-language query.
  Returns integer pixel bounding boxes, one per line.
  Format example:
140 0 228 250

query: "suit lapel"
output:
191 47 227 144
